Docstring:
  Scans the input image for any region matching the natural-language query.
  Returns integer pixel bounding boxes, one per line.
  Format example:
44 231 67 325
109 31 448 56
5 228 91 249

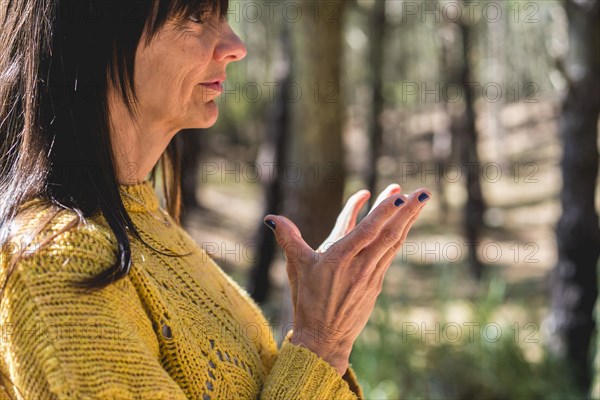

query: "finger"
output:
317 190 370 253
373 210 422 290
367 183 402 215
319 184 402 254
356 188 431 268
344 190 372 235
371 202 425 291
264 215 315 265
330 192 406 261
340 184 401 246
264 214 314 315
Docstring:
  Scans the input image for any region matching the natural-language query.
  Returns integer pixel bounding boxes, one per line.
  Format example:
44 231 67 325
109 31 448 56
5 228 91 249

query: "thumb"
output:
264 215 314 264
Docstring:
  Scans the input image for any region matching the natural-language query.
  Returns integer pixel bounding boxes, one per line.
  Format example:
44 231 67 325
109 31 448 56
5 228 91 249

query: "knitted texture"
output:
0 181 363 399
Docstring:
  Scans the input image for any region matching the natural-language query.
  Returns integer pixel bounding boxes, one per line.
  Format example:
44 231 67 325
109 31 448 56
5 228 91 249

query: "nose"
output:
215 23 247 63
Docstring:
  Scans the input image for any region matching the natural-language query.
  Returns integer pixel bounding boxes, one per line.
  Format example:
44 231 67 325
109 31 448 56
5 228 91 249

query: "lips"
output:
200 76 226 93
200 82 223 93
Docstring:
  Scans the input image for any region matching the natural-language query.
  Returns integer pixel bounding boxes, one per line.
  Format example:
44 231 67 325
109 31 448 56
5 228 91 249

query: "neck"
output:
108 91 179 185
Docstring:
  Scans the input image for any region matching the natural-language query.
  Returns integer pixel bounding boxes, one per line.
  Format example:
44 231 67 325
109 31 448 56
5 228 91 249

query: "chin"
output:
187 102 219 129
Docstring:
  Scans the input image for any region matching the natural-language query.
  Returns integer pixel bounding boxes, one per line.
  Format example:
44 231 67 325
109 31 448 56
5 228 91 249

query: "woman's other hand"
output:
263 185 431 375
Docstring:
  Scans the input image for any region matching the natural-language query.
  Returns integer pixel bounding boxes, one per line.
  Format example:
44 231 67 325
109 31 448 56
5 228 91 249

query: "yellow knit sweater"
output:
0 181 363 400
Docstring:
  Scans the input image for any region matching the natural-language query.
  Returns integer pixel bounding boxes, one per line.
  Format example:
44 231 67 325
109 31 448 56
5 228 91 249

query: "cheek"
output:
134 32 216 123
178 48 216 107
135 56 190 112
161 46 212 99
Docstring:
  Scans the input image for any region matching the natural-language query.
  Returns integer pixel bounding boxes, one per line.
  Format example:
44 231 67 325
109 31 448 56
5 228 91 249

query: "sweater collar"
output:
119 181 160 213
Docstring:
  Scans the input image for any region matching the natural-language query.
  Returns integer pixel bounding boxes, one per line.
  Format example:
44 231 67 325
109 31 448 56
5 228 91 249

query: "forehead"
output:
141 0 227 39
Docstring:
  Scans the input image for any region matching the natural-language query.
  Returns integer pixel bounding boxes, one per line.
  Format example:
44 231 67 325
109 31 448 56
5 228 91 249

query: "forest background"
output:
175 1 600 398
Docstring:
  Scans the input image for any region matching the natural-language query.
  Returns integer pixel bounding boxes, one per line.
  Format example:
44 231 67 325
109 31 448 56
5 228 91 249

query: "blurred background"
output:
176 0 600 398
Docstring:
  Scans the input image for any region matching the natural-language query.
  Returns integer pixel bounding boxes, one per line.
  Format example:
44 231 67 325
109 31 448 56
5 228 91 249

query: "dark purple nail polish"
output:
265 220 276 230
394 197 405 207
418 193 430 202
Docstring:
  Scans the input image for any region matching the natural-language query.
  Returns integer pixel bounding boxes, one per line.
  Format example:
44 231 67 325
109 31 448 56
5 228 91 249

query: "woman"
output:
0 0 430 399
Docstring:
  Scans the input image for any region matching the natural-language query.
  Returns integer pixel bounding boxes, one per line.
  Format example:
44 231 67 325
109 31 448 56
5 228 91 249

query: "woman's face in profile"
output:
132 11 247 132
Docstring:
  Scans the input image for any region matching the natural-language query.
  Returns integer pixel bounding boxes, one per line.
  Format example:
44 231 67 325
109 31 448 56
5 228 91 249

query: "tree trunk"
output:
366 0 386 206
438 23 458 225
487 0 506 168
248 25 292 304
284 0 347 249
458 17 486 280
550 0 600 391
279 0 347 327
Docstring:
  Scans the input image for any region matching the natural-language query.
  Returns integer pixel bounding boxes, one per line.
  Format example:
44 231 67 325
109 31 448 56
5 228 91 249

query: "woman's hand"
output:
272 184 402 320
264 184 431 375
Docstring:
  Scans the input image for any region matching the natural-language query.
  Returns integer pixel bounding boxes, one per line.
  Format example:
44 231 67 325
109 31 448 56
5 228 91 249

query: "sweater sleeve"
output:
260 329 364 399
0 235 189 400
196 246 365 399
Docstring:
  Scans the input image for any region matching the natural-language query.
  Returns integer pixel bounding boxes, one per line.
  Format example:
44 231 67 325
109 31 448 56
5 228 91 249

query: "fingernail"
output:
394 197 405 207
418 193 430 202
264 219 276 230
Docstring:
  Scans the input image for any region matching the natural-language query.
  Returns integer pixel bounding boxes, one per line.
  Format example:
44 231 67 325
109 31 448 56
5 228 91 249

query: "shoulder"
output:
3 201 117 276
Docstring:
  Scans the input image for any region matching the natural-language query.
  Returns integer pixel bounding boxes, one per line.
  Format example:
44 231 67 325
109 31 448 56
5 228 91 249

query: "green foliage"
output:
350 267 584 400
